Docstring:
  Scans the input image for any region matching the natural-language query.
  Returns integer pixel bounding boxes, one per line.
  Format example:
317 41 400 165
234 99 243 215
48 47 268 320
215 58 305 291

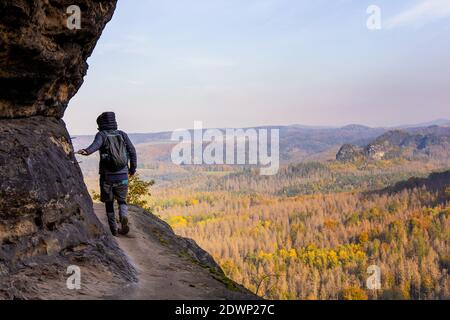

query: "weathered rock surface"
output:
0 117 137 300
0 0 117 118
336 144 364 163
0 0 139 298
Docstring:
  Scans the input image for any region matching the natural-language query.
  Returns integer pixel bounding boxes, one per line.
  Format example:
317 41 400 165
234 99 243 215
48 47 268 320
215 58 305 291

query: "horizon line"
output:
70 118 450 137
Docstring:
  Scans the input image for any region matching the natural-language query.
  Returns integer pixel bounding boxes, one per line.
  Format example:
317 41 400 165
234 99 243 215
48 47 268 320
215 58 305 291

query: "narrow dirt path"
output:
94 204 253 300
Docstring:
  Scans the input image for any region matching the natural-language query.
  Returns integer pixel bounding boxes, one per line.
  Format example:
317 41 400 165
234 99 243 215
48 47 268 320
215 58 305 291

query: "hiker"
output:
77 112 137 236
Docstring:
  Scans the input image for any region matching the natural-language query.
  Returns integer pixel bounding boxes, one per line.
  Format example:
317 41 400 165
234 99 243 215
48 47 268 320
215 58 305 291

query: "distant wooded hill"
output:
336 126 450 163
73 121 450 171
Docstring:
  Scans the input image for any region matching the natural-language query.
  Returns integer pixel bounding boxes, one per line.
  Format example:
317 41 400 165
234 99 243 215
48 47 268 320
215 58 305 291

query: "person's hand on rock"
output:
77 149 88 156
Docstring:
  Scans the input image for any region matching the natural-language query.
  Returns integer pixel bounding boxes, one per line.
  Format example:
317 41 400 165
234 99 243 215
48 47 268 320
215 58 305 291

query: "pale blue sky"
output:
65 0 450 134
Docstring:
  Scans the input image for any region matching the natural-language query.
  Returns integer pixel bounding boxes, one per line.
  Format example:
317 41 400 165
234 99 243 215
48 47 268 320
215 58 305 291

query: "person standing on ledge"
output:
77 112 137 236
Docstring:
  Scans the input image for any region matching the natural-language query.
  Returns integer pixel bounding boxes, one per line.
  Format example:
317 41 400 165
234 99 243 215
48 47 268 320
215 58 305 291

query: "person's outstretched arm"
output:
77 132 104 156
122 132 137 175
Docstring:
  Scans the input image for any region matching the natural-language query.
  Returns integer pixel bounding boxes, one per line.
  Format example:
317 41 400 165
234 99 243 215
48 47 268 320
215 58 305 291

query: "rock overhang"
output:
0 0 117 118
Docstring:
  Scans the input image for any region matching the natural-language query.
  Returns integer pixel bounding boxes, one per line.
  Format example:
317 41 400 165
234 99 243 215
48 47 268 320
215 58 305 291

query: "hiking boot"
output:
119 216 129 235
106 211 118 236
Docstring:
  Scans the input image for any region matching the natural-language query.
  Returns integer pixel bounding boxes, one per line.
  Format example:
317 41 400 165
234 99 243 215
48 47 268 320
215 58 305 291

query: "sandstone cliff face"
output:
335 144 364 163
0 0 139 298
0 0 117 118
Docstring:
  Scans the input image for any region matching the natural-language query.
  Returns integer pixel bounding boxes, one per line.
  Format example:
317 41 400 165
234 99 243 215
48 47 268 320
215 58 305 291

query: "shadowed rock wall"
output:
0 0 137 298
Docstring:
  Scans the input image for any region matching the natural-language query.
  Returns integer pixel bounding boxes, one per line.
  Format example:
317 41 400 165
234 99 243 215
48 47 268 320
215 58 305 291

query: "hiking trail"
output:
93 204 256 300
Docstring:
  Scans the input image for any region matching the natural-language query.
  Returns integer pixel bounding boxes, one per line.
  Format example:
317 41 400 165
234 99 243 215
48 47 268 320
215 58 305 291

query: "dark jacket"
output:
85 130 137 179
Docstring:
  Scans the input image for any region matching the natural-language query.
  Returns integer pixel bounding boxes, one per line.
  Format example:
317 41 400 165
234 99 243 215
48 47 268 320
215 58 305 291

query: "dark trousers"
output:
100 178 129 231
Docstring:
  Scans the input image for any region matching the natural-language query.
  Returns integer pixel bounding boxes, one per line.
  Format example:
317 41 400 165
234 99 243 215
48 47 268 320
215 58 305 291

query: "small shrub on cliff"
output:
127 174 155 210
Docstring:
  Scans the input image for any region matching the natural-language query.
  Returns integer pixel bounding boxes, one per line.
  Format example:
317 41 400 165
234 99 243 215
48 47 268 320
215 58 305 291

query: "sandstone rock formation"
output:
335 144 364 163
336 127 450 163
0 0 137 298
0 0 117 118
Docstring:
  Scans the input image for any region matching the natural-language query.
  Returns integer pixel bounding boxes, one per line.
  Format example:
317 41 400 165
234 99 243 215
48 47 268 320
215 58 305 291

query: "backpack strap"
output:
99 130 122 142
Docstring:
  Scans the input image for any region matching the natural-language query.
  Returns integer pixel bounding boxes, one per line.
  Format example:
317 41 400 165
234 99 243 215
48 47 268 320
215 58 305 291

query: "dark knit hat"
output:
97 112 118 130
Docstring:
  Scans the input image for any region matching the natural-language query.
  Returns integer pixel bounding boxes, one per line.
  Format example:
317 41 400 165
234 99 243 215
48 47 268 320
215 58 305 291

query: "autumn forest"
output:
81 126 450 300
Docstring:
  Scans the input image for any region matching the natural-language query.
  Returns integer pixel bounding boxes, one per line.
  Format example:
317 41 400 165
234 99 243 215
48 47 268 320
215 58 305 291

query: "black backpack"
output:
100 131 128 172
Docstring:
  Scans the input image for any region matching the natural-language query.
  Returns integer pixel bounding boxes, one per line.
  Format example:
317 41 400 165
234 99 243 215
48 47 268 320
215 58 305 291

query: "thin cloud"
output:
386 0 450 29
